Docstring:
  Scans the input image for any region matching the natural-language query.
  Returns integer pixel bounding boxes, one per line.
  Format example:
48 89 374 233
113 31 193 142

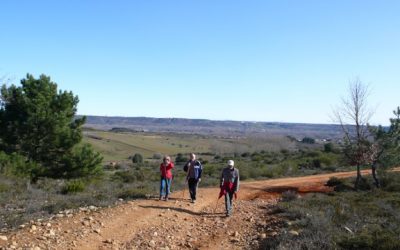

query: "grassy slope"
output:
83 130 294 162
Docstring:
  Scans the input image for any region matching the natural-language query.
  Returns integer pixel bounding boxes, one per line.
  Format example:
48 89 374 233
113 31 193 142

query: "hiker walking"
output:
219 160 239 217
184 153 203 203
159 155 174 201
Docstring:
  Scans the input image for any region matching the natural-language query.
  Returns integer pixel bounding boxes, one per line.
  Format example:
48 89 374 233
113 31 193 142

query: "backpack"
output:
184 160 201 173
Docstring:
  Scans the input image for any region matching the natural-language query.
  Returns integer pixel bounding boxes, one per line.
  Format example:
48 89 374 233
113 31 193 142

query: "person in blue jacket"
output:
184 153 203 203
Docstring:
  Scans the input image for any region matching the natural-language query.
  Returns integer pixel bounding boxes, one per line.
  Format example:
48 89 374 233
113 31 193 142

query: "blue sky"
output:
1 1 399 125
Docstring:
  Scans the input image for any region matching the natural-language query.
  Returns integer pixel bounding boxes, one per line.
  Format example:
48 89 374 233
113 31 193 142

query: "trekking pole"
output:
213 198 220 214
181 178 187 201
181 188 186 201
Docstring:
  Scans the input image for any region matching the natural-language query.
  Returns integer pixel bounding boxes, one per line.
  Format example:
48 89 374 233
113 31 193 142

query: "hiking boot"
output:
159 196 163 201
164 197 169 201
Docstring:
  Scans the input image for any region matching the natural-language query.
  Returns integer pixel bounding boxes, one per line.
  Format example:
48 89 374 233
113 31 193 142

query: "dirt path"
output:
0 169 395 250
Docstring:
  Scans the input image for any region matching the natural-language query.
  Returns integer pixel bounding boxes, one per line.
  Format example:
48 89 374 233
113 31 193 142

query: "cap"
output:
227 160 234 166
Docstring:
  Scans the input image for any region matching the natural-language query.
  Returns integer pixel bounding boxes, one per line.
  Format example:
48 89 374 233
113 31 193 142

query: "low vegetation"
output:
268 171 400 250
0 143 345 230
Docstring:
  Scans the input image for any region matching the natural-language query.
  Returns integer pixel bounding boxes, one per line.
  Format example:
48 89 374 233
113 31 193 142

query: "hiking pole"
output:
181 188 186 201
213 198 220 214
181 178 187 201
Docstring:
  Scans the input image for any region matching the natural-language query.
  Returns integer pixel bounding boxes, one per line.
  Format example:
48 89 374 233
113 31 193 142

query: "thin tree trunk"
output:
355 164 362 189
372 164 380 188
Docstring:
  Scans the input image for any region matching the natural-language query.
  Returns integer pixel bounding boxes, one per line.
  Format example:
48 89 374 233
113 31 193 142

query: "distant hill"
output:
81 115 343 140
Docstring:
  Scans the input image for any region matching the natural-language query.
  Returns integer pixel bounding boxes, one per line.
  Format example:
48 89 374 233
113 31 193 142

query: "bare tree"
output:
333 78 374 188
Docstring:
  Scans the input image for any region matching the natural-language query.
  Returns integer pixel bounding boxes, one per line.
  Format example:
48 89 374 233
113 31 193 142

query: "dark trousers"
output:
188 178 199 201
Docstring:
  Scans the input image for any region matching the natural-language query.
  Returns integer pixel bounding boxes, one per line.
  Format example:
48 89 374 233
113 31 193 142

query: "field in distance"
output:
83 129 300 162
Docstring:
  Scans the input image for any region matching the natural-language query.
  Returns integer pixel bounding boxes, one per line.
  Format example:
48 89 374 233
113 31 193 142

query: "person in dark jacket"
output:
184 153 203 203
159 155 174 201
220 160 239 216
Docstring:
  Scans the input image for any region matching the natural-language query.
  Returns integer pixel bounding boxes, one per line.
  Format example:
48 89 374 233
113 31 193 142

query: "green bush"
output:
302 137 315 144
318 155 333 166
62 179 86 194
58 144 103 179
241 152 251 158
132 153 143 164
175 153 188 163
0 151 40 178
324 143 335 153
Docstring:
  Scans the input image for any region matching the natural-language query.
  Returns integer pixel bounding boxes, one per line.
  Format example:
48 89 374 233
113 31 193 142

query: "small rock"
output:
33 247 41 250
31 225 37 231
149 240 156 247
260 233 267 239
344 226 354 234
289 230 299 236
46 223 52 228
234 231 239 237
89 206 97 211
94 229 101 234
230 238 240 243
82 221 90 227
153 232 158 237
0 235 7 241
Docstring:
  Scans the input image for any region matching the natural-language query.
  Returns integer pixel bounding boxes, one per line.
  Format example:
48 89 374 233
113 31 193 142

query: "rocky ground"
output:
0 170 374 250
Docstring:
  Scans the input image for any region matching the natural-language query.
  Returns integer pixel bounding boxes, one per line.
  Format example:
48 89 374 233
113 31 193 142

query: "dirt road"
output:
0 169 388 249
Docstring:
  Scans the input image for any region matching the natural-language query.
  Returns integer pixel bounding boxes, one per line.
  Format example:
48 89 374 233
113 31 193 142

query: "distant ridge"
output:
81 115 343 139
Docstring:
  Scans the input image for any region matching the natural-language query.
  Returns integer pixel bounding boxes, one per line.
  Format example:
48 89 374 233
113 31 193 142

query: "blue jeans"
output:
225 191 234 215
160 178 172 197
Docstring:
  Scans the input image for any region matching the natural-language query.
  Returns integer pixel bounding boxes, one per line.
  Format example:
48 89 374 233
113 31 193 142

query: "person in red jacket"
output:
159 155 174 201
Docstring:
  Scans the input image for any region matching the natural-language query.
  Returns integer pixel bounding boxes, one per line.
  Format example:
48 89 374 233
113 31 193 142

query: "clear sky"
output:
1 1 399 125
